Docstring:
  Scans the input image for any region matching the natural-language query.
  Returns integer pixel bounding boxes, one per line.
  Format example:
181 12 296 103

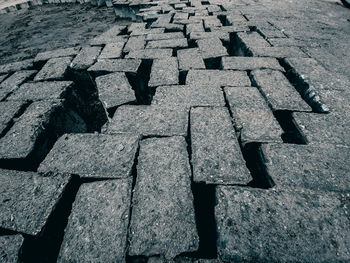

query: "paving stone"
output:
34 47 80 63
69 46 102 71
262 143 350 192
191 107 251 185
123 36 146 53
152 85 225 108
203 17 221 29
149 57 179 88
125 48 173 59
177 48 205 71
226 14 247 24
236 32 271 48
222 57 284 71
197 37 228 59
146 38 188 49
34 57 72 81
0 74 7 83
0 100 26 136
215 186 350 262
58 179 131 263
38 133 139 179
0 70 37 100
210 25 250 33
130 27 165 36
129 136 198 259
224 87 283 143
0 169 72 235
316 89 350 114
173 12 189 21
128 22 146 34
107 105 188 137
99 42 126 59
88 59 141 75
146 32 184 41
247 46 308 58
189 31 230 42
251 69 311 112
0 59 34 74
186 70 251 86
186 23 205 36
90 25 127 45
0 234 24 262
95 72 136 110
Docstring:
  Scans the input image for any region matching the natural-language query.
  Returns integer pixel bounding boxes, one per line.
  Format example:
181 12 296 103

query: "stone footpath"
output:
1 0 350 262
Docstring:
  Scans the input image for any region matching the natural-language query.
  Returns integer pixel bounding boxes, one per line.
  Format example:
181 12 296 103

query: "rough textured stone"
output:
34 57 72 81
149 57 179 88
129 137 199 259
191 107 251 184
90 25 127 45
107 105 188 137
88 59 141 74
251 69 311 111
38 133 139 179
197 37 228 59
123 36 146 53
0 100 26 136
222 57 284 71
0 169 72 235
236 32 271 48
95 72 136 110
0 74 7 83
0 234 24 263
70 46 102 70
34 47 80 63
146 38 188 49
146 32 184 41
186 70 251 86
125 48 173 59
58 179 131 263
130 27 164 36
247 46 308 58
177 48 205 71
99 42 126 59
0 59 34 74
215 186 350 262
189 31 230 42
0 70 37 100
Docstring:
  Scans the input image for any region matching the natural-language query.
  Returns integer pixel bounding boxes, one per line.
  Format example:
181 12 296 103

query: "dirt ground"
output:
0 4 129 64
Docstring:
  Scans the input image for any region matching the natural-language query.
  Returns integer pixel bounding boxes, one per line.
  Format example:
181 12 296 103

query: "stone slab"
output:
34 57 72 81
0 59 34 74
34 47 80 63
0 100 26 136
0 234 24 263
123 36 146 53
88 59 141 74
90 25 127 45
177 48 205 71
70 46 102 70
145 32 184 41
247 46 308 58
0 74 7 83
99 42 126 59
236 32 271 48
189 31 230 42
222 57 284 71
197 37 228 59
125 48 173 59
186 70 251 87
149 57 179 88
146 38 188 49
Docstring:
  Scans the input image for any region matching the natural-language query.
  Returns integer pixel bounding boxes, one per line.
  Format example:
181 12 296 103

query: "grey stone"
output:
146 32 184 41
262 143 350 192
34 47 80 63
226 14 247 24
107 105 188 137
203 17 222 29
128 23 146 34
251 69 311 111
0 70 37 100
0 59 34 74
125 48 173 59
149 57 179 88
34 57 72 81
99 42 126 59
0 234 24 263
197 37 228 59
247 46 308 58
38 133 139 179
186 70 251 87
95 72 136 110
70 46 102 70
224 87 283 143
88 59 141 75
129 137 199 259
58 179 131 263
177 48 205 71
317 89 350 114
123 36 146 53
236 32 271 48
146 38 188 49
130 27 165 36
0 74 7 83
191 107 251 184
222 57 284 71
90 25 127 45
186 23 205 36
189 31 230 42
0 169 72 235
0 100 26 136
215 186 350 262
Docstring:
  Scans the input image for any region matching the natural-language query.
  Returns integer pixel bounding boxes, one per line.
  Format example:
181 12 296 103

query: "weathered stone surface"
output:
146 32 184 41
0 70 37 100
317 89 350 114
0 169 72 235
38 133 139 178
90 25 127 45
0 234 24 263
236 32 271 48
189 31 230 42
128 23 146 34
203 17 221 29
129 136 199 259
70 46 102 70
34 47 80 63
186 70 251 86
186 23 204 36
107 105 188 137
149 57 179 88
152 85 225 108
0 59 34 74
123 36 146 53
247 46 308 58
215 186 350 262
222 57 284 71
146 38 188 49
130 27 165 36
0 100 26 136
95 72 135 110
34 57 72 81
58 179 131 263
0 74 7 83
88 59 141 74
191 107 251 184
262 143 350 192
224 87 283 143
177 48 205 71
197 37 228 59
251 69 311 111
125 48 173 59
99 42 126 59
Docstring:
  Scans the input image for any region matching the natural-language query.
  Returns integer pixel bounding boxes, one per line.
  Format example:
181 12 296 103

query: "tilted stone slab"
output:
38 133 139 179
0 169 72 235
88 59 141 75
95 72 136 110
317 89 350 114
236 32 271 48
58 179 131 263
129 137 199 259
107 105 188 137
222 57 284 71
177 48 205 71
34 57 72 81
34 47 80 63
251 69 311 112
186 23 205 36
0 70 37 100
189 31 230 42
99 42 126 59
0 59 34 74
146 32 184 41
70 46 102 70
186 70 251 87
0 74 7 83
149 57 179 88
0 234 24 262
146 38 188 49
262 143 350 192
123 36 146 53
197 37 228 59
125 48 173 59
0 100 27 136
191 107 251 184
90 25 127 45
215 186 350 262
130 27 165 36
247 46 308 58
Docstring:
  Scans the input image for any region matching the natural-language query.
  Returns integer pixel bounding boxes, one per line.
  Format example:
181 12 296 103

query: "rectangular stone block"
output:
0 70 37 100
215 186 350 262
177 48 205 72
224 87 283 143
251 69 311 112
186 23 204 36
0 59 34 74
70 46 102 70
247 46 308 58
95 72 136 110
189 31 230 42
129 137 198 259
34 57 72 81
149 57 179 88
0 74 7 83
99 42 126 59
146 38 188 49
0 100 26 136
203 17 222 29
186 70 251 87
106 105 188 137
88 59 141 75
125 48 173 59
0 234 24 262
236 32 271 48
123 36 146 53
146 32 184 41
58 179 131 262
90 25 127 45
128 23 146 34
34 47 80 63
191 107 251 184
130 27 165 36
197 37 228 59
0 169 72 235
38 133 139 179
222 57 284 71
